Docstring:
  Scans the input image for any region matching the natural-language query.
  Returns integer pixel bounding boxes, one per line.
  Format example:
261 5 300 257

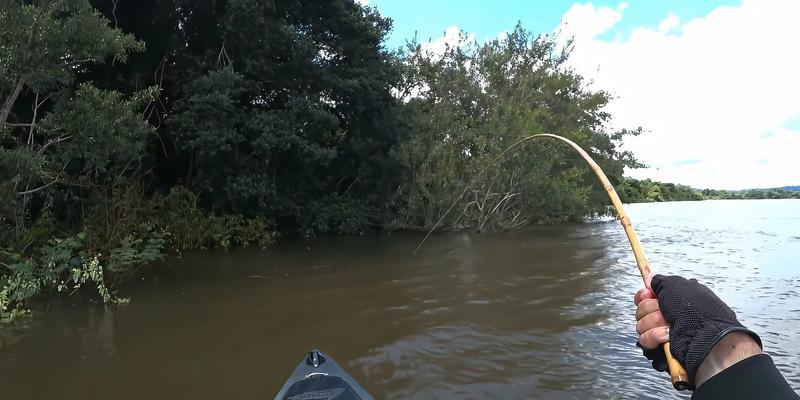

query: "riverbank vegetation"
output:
0 0 791 320
618 178 800 203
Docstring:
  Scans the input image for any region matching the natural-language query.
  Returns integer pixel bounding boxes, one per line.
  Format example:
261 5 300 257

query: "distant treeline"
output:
617 178 800 203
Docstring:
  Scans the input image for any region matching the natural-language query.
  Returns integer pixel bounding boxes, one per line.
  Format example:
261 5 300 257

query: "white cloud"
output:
355 0 369 5
557 0 800 189
657 13 680 32
557 2 628 45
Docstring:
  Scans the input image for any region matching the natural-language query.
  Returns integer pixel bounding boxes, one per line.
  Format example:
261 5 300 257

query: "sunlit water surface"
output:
1 199 798 399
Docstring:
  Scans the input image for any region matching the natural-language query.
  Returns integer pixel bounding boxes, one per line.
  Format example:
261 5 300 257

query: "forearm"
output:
635 275 798 397
695 332 762 386
692 353 799 399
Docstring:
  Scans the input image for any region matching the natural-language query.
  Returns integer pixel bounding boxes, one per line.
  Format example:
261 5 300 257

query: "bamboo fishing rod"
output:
413 133 691 391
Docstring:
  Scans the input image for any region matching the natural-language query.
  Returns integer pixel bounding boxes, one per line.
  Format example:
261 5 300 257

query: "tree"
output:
0 0 147 241
392 26 641 230
91 0 405 234
0 0 159 320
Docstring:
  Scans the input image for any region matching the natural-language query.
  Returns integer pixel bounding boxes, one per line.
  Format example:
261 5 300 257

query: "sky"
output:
360 0 800 190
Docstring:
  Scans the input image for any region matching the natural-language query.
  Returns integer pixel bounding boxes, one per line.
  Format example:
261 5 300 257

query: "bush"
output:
302 195 372 236
152 186 276 250
0 232 161 322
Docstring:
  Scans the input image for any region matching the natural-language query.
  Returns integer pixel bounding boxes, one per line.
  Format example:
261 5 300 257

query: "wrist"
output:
695 332 762 387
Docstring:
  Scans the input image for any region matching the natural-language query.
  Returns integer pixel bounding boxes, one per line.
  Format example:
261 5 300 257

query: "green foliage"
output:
106 233 167 275
166 0 402 233
41 84 157 178
1 0 150 242
150 187 276 251
0 232 155 322
0 0 160 321
699 188 800 200
302 195 372 236
0 182 279 321
0 147 46 222
2 0 395 321
0 0 141 91
392 26 640 231
616 178 800 203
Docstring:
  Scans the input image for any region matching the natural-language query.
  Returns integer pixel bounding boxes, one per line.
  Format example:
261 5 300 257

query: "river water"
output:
1 199 799 399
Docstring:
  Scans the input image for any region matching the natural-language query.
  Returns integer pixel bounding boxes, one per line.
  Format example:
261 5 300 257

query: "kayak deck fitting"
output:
275 350 374 400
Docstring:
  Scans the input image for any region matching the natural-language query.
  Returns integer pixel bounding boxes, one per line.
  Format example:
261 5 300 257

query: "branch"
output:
112 159 136 186
16 161 71 196
451 200 477 228
490 192 519 216
111 0 119 27
16 180 58 196
217 40 231 67
343 177 358 195
28 91 39 147
39 135 72 154
36 93 51 109
4 123 36 127
1 78 25 124
63 58 93 67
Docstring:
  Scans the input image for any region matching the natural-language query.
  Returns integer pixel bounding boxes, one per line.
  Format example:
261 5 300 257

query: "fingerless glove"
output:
642 275 762 380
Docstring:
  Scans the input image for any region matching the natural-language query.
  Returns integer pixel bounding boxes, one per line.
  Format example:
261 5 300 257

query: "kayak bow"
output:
274 350 373 400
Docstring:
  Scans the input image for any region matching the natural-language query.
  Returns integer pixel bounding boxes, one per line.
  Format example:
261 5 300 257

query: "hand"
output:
633 284 671 374
634 285 670 350
634 275 763 387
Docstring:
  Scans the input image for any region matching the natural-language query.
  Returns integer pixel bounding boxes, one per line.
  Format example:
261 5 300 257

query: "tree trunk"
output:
1 77 25 125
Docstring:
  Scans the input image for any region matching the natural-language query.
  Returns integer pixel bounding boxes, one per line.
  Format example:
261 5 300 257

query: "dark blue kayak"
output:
274 350 374 400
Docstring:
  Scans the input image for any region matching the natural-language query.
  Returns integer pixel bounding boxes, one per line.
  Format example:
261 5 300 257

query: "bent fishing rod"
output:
413 133 691 391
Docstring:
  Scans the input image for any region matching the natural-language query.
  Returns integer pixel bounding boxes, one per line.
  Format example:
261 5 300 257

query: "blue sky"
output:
363 0 800 189
372 0 741 50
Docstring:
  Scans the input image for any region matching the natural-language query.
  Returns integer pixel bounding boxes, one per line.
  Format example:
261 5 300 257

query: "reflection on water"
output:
1 199 798 399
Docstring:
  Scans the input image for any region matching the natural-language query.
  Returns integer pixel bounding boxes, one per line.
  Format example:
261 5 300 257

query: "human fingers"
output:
636 309 669 336
639 325 670 349
634 287 656 306
636 298 660 321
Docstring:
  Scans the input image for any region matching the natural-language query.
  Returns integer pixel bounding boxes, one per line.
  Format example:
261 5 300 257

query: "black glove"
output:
640 274 762 380
638 340 668 372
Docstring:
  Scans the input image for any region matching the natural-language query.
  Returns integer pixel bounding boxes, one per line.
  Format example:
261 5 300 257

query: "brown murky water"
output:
2 199 799 399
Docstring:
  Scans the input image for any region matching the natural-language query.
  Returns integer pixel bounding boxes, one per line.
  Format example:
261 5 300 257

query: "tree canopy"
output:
391 26 640 231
